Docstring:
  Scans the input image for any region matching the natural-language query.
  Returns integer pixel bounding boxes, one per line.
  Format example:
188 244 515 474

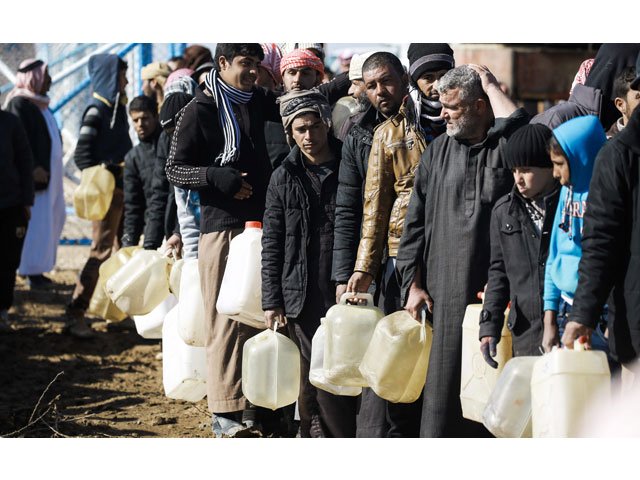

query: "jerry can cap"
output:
245 221 262 229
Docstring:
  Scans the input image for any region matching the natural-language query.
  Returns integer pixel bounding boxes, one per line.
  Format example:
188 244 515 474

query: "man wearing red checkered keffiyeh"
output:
280 49 326 92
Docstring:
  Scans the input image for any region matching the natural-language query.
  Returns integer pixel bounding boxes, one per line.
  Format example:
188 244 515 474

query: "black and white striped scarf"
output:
409 87 446 142
204 69 254 166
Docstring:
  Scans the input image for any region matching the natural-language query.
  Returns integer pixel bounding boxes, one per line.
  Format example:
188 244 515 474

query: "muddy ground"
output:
0 245 212 438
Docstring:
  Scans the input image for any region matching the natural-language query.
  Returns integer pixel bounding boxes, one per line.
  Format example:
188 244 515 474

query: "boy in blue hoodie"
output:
67 53 132 338
542 115 608 353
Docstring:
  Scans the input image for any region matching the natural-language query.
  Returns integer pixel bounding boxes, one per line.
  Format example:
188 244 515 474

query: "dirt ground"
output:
0 245 212 438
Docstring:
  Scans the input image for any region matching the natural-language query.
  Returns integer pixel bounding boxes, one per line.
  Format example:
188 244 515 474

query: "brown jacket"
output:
354 102 427 278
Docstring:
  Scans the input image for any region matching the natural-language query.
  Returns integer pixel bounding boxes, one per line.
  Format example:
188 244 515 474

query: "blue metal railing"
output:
51 43 139 114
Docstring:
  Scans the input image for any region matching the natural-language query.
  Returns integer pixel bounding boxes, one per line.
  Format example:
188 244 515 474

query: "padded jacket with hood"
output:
73 53 132 188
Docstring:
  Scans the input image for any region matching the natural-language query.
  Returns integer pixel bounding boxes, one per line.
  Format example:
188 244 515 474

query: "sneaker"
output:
211 413 262 438
0 310 12 333
27 274 53 289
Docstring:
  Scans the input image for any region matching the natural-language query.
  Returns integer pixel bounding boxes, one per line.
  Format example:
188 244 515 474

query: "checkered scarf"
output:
279 49 325 76
204 69 254 166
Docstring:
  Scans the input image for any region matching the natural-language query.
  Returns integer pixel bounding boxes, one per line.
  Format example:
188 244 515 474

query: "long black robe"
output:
396 108 529 437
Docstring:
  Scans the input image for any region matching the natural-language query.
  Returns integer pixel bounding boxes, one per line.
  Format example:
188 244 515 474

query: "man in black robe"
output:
396 64 529 437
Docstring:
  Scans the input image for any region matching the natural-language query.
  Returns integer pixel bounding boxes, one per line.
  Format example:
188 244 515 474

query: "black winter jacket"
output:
331 105 380 284
262 139 342 319
571 108 640 363
121 126 162 247
0 110 34 209
5 96 55 190
165 86 280 233
480 186 560 356
143 131 177 248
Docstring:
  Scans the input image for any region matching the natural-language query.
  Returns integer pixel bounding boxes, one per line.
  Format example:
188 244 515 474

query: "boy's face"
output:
512 166 555 199
130 110 158 141
550 150 571 186
218 55 260 92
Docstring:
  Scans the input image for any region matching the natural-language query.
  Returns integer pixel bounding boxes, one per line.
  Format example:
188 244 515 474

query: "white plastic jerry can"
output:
105 250 172 316
133 294 178 340
242 326 301 410
309 319 362 397
459 304 512 423
359 309 432 403
168 258 184 300
531 341 611 438
87 246 141 322
323 293 384 387
482 356 538 438
177 258 207 347
73 164 115 221
162 304 208 402
216 221 266 330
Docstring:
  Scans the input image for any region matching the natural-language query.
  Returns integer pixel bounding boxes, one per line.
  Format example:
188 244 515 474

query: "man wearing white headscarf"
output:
4 58 66 289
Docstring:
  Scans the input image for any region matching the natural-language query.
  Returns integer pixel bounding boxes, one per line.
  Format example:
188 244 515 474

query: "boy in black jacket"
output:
262 89 357 437
121 96 162 248
479 124 559 365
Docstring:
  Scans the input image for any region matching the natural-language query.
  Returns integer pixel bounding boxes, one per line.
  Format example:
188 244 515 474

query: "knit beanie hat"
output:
280 49 325 77
349 51 375 81
278 89 332 131
407 43 455 84
504 124 554 169
159 92 193 130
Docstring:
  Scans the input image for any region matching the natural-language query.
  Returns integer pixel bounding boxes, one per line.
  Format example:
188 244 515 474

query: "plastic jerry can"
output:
176 258 207 347
216 222 265 330
133 294 178 339
531 341 611 437
309 319 362 397
242 326 301 410
105 250 172 316
169 258 184 300
73 164 115 221
87 246 140 322
162 304 208 402
359 309 432 403
460 304 512 423
323 293 384 387
482 356 538 438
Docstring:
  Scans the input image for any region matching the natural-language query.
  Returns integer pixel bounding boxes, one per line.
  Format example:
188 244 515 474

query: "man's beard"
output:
446 111 478 141
354 93 370 112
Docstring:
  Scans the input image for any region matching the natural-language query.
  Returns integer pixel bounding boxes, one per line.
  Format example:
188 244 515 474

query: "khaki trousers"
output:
198 229 258 413
70 187 124 311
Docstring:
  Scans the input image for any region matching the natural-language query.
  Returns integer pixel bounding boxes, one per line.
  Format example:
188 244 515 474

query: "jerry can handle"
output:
339 292 375 306
420 307 427 343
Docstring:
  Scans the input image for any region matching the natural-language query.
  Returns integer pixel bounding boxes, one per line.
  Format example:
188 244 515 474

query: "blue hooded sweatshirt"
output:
543 115 607 311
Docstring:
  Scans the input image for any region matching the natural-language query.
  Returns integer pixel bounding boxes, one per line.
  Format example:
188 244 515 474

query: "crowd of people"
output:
1 42 640 438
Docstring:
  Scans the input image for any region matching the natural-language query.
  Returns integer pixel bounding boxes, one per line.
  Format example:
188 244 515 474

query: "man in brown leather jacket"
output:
346 44 455 437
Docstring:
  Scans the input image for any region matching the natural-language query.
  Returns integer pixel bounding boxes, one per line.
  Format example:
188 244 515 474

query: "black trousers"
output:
379 258 423 438
288 306 358 438
0 206 28 310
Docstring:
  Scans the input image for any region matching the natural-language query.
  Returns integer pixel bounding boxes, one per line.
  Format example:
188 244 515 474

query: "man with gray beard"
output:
396 65 529 437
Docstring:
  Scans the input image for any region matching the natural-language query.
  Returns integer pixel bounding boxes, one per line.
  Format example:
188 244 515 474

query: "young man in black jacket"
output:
262 89 357 437
67 53 132 338
121 96 162 248
480 124 559 365
0 110 34 331
563 56 640 385
165 43 280 437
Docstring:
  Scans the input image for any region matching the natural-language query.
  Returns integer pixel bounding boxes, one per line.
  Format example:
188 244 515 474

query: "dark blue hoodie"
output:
74 53 132 186
543 115 606 311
